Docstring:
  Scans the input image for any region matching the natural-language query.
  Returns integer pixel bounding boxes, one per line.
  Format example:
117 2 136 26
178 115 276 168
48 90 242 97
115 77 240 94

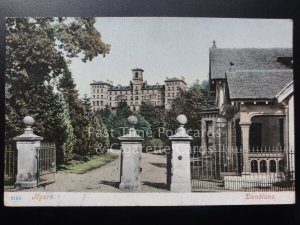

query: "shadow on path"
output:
142 181 168 190
99 180 120 188
150 162 166 168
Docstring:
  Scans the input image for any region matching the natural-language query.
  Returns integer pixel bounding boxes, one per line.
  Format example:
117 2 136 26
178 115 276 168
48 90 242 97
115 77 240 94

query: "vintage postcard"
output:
4 17 294 206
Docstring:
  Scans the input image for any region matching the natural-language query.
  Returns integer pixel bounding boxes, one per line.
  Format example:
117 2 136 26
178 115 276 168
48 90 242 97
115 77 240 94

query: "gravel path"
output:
21 150 169 192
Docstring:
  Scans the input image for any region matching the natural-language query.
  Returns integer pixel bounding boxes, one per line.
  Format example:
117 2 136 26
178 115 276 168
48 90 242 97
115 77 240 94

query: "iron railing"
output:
37 142 56 186
191 146 295 192
4 144 17 188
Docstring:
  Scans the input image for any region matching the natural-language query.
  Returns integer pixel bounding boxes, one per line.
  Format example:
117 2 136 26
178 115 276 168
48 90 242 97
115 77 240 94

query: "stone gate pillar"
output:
119 115 144 191
169 114 193 192
13 116 43 188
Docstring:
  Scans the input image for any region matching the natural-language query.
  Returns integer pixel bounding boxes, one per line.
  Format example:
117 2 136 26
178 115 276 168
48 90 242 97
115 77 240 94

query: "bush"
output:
144 138 165 152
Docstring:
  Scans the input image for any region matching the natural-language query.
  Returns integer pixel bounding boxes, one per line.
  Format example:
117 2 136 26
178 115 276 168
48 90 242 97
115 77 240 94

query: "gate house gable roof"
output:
210 48 293 80
226 69 293 100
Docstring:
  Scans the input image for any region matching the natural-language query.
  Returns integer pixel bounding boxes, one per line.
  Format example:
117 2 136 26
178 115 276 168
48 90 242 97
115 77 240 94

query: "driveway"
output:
21 150 169 192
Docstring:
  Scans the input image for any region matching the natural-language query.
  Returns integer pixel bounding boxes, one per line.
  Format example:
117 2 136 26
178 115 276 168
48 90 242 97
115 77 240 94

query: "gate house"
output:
194 43 294 191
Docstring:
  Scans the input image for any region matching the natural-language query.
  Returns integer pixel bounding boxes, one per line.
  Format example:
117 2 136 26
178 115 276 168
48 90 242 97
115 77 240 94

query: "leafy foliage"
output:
88 112 110 154
139 102 166 138
166 80 216 146
104 101 132 145
58 96 76 163
135 114 151 141
5 17 110 164
57 69 90 156
144 138 165 152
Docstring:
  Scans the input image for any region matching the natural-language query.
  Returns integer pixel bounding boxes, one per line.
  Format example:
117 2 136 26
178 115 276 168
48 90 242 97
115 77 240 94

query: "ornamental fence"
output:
4 141 56 190
191 145 295 192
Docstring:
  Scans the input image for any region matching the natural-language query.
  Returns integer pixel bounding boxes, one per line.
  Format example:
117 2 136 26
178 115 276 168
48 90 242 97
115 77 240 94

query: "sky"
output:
69 18 293 97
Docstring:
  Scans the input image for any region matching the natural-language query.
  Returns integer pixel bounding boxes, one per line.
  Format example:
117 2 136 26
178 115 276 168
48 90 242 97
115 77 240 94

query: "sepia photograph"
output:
3 17 294 206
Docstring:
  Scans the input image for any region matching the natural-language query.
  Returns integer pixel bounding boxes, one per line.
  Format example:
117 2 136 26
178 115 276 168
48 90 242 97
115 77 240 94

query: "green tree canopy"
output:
166 80 215 146
139 102 166 139
5 17 111 163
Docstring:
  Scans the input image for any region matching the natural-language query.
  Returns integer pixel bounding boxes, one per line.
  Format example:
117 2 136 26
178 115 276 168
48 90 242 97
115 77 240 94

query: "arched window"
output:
269 160 276 173
279 160 284 172
135 72 138 78
260 160 267 173
251 160 258 173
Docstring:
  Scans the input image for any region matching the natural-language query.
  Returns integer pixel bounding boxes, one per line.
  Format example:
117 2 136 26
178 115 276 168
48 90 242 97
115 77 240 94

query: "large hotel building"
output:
90 68 187 111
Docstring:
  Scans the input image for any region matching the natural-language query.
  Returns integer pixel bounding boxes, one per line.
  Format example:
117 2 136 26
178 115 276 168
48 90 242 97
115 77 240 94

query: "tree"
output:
58 96 76 163
105 113 128 146
116 100 132 119
82 94 93 119
57 69 92 157
139 102 166 139
135 114 151 139
104 101 132 145
87 112 110 155
166 80 215 146
99 105 111 123
6 17 110 88
5 84 23 144
10 82 75 164
5 17 110 163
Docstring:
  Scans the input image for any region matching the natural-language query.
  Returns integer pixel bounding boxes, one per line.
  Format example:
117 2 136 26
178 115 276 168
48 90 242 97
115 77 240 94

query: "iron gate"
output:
4 144 17 187
36 142 56 186
191 146 295 192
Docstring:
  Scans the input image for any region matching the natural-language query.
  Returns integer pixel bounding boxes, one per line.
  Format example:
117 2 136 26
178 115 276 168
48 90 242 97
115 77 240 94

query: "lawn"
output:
60 152 119 174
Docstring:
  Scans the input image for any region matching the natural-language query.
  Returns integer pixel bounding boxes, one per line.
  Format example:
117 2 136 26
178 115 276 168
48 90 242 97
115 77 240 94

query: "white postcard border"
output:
4 191 295 206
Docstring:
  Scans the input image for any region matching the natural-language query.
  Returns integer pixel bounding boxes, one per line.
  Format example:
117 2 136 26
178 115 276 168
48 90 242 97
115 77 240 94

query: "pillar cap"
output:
13 134 43 141
169 114 192 141
128 115 138 128
118 116 144 141
177 114 187 125
23 116 35 127
118 128 144 141
13 116 43 141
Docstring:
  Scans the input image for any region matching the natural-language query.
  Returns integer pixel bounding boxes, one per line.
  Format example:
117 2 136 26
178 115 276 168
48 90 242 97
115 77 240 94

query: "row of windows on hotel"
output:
250 159 284 173
166 82 182 86
92 94 163 100
92 86 182 94
92 100 161 107
167 86 182 91
91 82 183 88
92 89 163 95
92 99 174 107
92 92 177 99
91 85 107 88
